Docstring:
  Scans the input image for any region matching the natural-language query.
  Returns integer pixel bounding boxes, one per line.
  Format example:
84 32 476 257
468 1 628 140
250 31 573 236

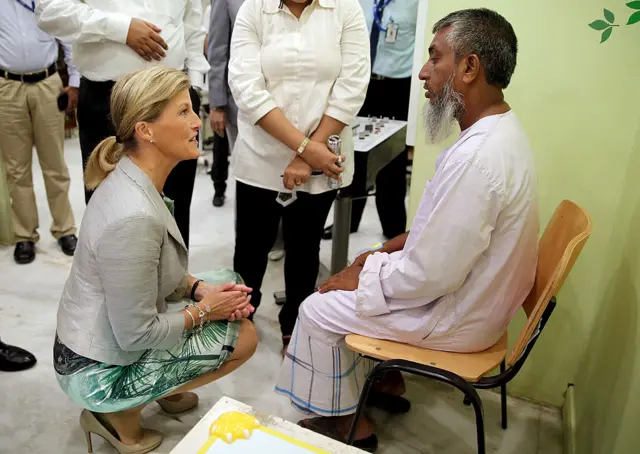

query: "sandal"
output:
298 417 378 453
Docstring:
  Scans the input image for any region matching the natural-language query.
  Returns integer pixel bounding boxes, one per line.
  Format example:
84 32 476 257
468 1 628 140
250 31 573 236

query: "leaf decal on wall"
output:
604 8 615 22
589 4 639 43
628 11 640 24
589 19 610 30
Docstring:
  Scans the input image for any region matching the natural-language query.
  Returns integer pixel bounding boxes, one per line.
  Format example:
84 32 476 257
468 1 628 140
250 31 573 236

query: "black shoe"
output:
58 234 77 256
366 391 411 414
14 241 35 264
353 434 379 453
321 224 358 240
213 193 225 207
0 341 37 372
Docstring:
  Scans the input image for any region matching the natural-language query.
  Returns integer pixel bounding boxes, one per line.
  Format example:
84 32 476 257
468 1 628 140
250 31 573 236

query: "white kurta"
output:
276 111 539 416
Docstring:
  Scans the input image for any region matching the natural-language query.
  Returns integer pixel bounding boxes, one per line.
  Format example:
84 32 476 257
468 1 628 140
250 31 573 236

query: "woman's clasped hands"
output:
196 282 254 322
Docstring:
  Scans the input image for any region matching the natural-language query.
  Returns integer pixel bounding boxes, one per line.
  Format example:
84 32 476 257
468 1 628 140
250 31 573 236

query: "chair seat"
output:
345 332 508 382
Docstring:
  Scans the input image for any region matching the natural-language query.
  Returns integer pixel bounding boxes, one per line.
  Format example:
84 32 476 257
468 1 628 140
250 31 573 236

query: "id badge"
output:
385 23 399 43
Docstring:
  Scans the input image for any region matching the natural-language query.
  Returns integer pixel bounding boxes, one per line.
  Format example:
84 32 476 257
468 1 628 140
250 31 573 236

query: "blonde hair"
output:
84 66 191 190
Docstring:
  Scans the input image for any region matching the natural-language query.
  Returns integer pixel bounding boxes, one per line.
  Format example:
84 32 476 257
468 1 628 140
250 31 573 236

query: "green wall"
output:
409 1 640 453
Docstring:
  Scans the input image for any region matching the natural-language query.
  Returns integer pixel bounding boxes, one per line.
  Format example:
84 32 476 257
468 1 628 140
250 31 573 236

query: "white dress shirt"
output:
0 0 79 87
228 0 370 194
357 111 540 352
35 0 209 87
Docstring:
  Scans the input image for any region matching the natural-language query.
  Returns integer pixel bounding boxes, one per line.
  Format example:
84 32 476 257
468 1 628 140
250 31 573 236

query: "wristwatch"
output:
297 137 310 154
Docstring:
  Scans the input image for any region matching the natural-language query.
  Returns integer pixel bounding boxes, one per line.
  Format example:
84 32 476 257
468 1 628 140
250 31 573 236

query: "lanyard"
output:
373 0 393 32
15 0 36 13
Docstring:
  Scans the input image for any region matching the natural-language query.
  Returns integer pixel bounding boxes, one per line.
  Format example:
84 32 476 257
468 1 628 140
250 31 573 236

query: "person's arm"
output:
59 42 80 111
356 161 501 317
184 0 210 90
351 232 409 267
228 1 280 127
59 42 80 88
324 1 370 127
207 0 230 109
36 0 132 44
96 216 187 351
309 115 348 145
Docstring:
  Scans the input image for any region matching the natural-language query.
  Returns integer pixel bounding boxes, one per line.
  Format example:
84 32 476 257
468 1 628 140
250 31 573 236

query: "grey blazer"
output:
56 157 189 366
207 0 244 125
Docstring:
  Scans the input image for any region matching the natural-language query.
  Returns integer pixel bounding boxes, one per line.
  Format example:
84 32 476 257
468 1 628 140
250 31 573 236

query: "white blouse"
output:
228 0 370 194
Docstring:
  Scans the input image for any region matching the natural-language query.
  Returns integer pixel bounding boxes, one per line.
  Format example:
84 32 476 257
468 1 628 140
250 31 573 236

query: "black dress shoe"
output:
321 224 358 240
0 341 37 372
213 193 225 207
14 241 35 264
58 234 77 256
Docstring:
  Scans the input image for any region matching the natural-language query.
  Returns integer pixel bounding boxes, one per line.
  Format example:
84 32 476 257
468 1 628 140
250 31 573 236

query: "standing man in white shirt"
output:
275 9 539 450
36 0 208 247
0 0 79 265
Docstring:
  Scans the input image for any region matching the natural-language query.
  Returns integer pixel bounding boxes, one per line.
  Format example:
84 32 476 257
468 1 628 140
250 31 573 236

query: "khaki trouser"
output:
0 73 76 243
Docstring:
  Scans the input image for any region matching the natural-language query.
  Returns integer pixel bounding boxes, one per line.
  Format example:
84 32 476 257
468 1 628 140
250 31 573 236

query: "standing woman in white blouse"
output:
228 0 370 352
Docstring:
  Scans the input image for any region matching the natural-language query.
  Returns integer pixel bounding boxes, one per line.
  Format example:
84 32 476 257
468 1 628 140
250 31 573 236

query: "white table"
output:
170 397 365 454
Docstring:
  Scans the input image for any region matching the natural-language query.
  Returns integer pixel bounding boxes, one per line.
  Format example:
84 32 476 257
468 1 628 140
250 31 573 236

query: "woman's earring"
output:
149 139 154 143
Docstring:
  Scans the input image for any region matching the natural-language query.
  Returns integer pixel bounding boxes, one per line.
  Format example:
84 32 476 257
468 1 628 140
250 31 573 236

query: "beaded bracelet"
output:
190 279 203 301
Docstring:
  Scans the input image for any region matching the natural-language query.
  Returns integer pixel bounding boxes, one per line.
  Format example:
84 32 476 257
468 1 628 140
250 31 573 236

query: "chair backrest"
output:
507 200 593 366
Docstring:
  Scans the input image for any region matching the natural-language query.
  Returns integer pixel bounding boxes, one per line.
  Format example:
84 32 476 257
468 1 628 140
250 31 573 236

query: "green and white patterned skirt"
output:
54 269 242 413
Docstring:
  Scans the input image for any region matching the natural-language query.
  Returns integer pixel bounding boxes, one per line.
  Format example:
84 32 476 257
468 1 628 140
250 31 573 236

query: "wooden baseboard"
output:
563 384 576 454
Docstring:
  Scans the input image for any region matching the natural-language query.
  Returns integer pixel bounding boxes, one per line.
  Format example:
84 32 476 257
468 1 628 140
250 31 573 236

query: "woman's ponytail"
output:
84 136 125 190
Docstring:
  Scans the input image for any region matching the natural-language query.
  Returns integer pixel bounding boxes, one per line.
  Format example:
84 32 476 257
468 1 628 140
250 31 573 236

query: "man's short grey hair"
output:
433 9 518 89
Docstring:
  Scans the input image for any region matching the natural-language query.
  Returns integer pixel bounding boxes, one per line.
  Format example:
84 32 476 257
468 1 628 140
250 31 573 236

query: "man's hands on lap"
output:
318 264 363 294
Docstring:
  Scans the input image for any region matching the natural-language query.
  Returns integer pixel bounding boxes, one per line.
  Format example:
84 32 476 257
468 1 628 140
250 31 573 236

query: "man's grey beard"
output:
422 77 466 144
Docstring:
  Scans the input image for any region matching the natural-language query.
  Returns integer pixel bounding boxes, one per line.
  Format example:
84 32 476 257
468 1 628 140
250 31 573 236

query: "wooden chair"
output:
345 200 592 453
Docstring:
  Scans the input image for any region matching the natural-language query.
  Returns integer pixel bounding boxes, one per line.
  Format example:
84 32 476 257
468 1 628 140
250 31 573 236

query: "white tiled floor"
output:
0 137 562 453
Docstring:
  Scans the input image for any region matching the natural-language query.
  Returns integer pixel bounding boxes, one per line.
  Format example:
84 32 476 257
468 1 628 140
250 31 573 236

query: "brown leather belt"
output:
0 63 57 83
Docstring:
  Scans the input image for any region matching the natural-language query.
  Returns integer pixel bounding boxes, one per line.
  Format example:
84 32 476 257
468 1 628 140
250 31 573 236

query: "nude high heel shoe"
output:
157 392 199 414
79 409 163 454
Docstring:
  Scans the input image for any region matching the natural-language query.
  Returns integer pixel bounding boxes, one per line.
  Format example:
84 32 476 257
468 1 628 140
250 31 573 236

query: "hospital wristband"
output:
370 242 384 252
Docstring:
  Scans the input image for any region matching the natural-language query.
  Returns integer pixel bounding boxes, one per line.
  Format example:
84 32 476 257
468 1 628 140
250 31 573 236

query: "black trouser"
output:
210 133 229 196
77 77 200 247
349 76 410 239
234 181 336 337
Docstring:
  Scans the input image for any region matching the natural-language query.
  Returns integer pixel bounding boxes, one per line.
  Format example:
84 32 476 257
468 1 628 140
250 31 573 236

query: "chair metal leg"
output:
346 362 385 445
466 385 486 454
347 359 486 454
500 360 508 430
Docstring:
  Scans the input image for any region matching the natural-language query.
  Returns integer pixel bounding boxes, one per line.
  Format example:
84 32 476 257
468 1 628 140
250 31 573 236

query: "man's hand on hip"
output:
126 19 168 61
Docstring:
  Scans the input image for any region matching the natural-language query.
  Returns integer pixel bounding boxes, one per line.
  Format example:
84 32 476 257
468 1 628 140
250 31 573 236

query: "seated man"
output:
275 8 539 452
